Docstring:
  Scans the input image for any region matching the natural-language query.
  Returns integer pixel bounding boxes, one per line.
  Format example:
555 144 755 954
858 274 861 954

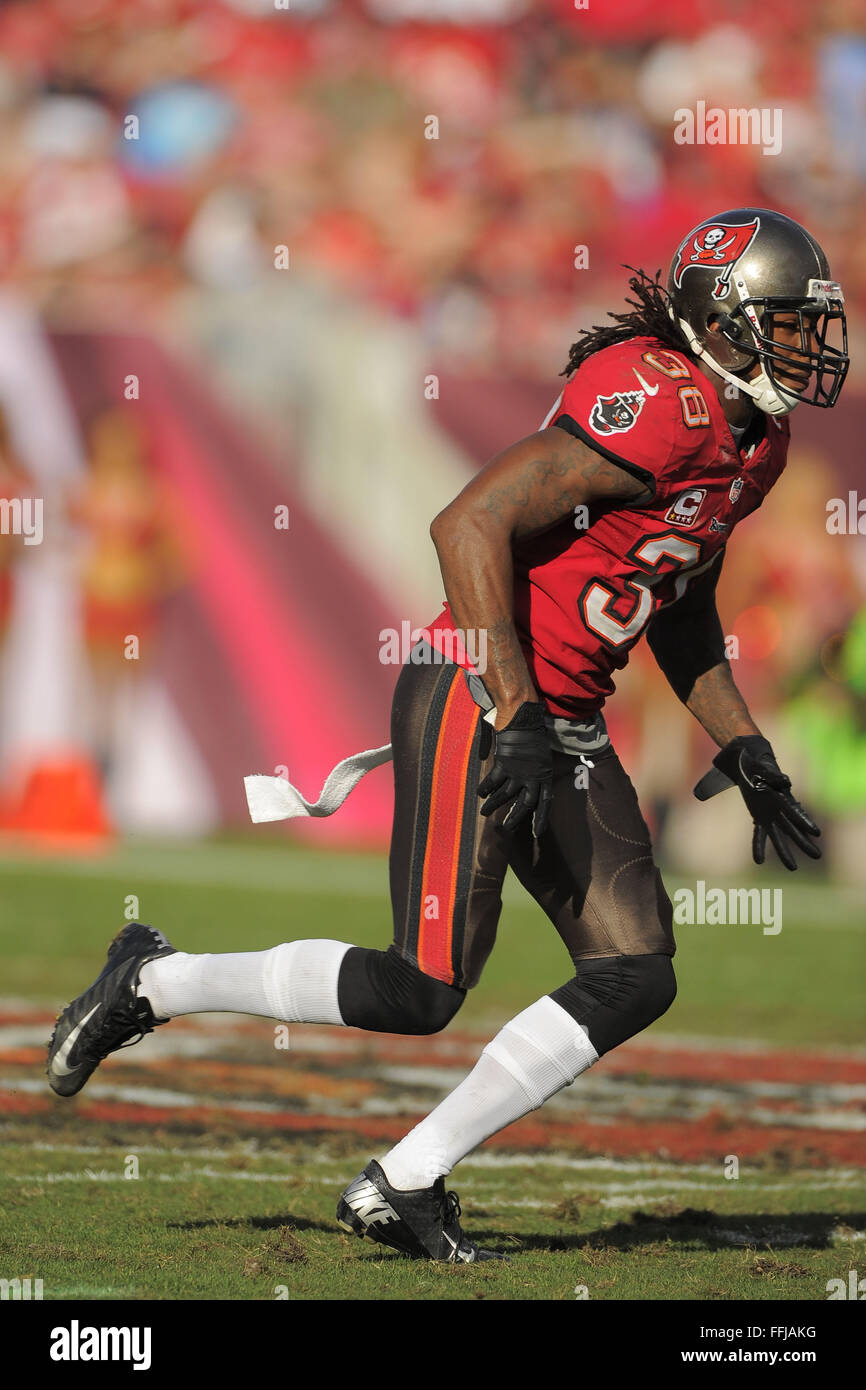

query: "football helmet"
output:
667 208 849 416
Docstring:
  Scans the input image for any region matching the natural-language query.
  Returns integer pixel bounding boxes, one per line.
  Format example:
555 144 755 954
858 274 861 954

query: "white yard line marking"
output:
16 1145 865 1184
4 998 866 1062
6 1071 864 1130
6 1164 861 1194
49 1287 138 1299
9 1169 339 1185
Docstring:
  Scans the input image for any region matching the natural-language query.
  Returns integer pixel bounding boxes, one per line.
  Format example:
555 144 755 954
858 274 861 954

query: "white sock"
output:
380 995 598 1190
137 939 352 1024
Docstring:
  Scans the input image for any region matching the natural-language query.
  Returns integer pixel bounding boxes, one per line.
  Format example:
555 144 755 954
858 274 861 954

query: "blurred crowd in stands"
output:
0 0 863 380
0 0 864 866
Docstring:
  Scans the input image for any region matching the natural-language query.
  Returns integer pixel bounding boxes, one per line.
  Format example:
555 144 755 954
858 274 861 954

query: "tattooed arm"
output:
684 663 760 747
429 427 650 729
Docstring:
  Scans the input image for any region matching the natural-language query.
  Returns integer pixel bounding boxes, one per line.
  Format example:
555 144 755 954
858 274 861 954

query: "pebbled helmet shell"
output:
667 207 831 371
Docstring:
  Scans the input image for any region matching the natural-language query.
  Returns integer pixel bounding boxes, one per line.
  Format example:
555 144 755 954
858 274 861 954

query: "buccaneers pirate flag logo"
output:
589 389 646 434
671 218 761 300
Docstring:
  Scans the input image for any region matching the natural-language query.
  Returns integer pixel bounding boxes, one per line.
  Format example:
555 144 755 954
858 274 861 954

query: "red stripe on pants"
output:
416 676 478 984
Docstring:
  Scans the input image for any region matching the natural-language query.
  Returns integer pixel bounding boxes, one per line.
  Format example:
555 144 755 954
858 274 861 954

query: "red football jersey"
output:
426 335 789 718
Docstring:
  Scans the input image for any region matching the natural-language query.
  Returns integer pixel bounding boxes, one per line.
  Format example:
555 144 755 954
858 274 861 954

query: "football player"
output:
48 208 848 1263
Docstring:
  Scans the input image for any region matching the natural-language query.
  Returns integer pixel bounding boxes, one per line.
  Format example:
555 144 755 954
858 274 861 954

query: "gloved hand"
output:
694 734 821 871
478 701 553 838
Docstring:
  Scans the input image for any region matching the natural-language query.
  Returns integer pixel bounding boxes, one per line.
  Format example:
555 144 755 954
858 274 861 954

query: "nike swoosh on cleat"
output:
49 1003 102 1077
632 369 659 395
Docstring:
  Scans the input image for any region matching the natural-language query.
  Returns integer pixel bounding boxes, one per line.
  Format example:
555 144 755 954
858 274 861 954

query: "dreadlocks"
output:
561 267 693 378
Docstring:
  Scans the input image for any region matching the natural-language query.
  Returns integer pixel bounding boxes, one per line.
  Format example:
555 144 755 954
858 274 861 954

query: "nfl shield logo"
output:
729 477 743 503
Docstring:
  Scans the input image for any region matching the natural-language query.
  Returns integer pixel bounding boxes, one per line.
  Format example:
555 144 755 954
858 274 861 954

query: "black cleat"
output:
47 923 177 1097
336 1159 507 1263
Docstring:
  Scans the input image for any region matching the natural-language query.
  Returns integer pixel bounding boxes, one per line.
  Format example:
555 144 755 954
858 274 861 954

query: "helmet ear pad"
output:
702 310 759 374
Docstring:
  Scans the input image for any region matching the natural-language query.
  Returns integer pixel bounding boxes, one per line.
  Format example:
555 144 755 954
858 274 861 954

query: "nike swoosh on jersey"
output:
50 1003 102 1076
632 369 659 396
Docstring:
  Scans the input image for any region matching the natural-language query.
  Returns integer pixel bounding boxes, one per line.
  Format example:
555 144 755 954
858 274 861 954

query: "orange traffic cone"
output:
0 756 114 851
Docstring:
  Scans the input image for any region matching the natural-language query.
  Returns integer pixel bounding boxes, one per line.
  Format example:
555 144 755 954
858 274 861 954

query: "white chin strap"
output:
676 317 799 417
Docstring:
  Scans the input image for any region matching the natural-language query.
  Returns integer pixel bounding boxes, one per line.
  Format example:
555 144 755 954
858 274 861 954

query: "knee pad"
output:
337 945 465 1035
549 953 676 1056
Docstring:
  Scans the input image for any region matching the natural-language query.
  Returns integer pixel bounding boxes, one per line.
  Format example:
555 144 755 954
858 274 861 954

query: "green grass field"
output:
0 835 862 1040
0 836 863 1301
2 1136 863 1301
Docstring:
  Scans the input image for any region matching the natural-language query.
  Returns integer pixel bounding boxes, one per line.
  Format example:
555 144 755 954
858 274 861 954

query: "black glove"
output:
478 701 553 838
693 734 821 871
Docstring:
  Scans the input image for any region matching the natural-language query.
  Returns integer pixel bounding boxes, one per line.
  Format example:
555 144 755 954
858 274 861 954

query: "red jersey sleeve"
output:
544 337 697 503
